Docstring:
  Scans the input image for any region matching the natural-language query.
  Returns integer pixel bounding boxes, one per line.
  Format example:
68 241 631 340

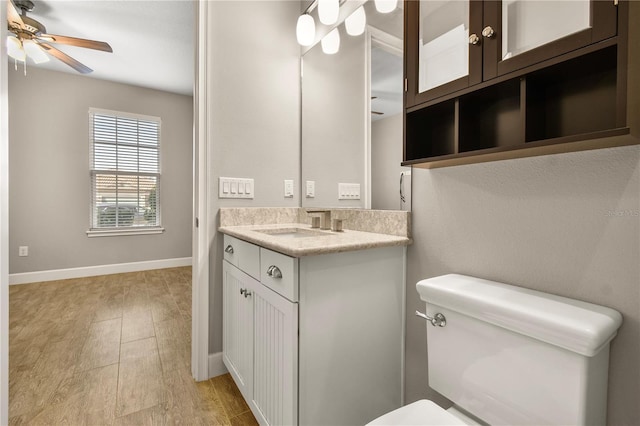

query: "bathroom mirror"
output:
300 0 410 210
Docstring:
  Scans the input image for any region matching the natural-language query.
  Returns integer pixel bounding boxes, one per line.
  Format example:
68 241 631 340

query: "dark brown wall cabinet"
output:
404 0 639 168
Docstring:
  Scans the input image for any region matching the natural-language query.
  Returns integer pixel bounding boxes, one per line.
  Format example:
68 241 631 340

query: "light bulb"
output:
345 6 366 36
321 28 340 55
23 40 50 64
318 0 339 25
7 36 26 61
296 14 316 46
374 0 398 14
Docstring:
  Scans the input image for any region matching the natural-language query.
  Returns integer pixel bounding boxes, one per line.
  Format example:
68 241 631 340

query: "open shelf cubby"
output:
405 99 456 161
525 46 618 143
459 79 522 153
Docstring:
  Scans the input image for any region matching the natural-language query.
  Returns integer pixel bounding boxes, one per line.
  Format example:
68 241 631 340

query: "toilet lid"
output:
367 400 467 426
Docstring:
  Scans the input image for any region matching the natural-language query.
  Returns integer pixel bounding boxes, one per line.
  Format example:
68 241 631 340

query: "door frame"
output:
192 0 210 382
1 0 10 422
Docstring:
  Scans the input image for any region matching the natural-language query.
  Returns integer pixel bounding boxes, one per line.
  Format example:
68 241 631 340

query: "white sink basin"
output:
255 228 329 239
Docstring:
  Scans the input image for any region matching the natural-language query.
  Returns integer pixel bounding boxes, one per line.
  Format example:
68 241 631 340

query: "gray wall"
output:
404 146 640 424
9 68 193 274
206 1 301 353
371 113 408 210
301 28 366 208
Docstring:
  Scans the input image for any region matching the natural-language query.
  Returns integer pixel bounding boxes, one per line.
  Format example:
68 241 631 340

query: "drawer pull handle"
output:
267 265 282 279
240 288 252 298
224 245 234 254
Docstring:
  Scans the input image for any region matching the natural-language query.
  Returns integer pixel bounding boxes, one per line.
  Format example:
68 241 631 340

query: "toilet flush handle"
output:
415 311 446 327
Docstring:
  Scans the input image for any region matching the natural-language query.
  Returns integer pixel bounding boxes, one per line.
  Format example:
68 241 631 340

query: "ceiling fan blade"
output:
38 42 93 74
7 0 26 30
38 34 113 52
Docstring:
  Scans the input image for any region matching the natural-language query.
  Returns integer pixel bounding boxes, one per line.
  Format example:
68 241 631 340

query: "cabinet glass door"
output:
418 0 469 93
487 0 618 78
406 0 482 107
502 0 590 60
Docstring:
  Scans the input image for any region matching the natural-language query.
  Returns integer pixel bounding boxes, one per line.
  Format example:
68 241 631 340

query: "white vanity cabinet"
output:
222 234 404 425
223 235 298 426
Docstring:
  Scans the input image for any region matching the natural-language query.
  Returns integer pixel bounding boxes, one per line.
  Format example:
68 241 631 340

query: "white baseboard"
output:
208 352 228 378
9 257 192 285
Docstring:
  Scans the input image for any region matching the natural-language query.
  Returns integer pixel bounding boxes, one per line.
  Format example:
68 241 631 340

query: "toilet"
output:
368 274 623 425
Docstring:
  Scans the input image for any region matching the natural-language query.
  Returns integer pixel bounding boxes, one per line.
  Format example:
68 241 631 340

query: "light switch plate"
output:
219 177 254 199
338 183 360 200
284 180 294 198
306 181 315 198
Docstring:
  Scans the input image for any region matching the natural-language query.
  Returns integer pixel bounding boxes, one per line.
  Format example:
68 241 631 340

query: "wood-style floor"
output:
8 267 258 425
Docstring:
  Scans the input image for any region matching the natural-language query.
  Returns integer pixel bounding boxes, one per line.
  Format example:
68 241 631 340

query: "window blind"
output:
89 109 161 230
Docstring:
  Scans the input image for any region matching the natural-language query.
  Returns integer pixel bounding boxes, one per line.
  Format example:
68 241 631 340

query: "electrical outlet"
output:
19 246 29 257
284 180 294 198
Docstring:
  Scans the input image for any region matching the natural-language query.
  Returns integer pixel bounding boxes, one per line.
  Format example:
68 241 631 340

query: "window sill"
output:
86 227 165 238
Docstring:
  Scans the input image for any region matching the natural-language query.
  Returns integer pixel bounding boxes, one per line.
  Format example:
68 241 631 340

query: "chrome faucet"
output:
306 209 332 230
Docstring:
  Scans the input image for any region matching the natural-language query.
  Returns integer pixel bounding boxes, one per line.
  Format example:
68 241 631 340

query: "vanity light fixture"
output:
374 0 398 14
318 0 340 25
321 27 340 54
345 6 366 36
296 13 316 46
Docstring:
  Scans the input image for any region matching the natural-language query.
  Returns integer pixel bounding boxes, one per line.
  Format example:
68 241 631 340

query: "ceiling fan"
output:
6 0 112 74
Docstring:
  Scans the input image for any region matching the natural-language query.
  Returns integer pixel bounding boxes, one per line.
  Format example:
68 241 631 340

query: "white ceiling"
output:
9 0 195 96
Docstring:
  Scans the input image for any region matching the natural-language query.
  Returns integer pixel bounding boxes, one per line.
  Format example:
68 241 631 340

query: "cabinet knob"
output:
267 265 283 279
482 26 495 38
468 33 480 45
224 245 234 254
240 288 246 295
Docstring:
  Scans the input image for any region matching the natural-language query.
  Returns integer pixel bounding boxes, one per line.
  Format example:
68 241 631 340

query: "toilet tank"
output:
417 274 622 426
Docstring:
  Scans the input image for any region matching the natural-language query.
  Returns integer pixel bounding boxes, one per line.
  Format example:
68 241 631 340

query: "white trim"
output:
191 0 210 382
208 352 228 378
88 107 163 124
9 257 192 285
369 26 403 56
364 27 372 210
87 227 165 237
1 0 10 421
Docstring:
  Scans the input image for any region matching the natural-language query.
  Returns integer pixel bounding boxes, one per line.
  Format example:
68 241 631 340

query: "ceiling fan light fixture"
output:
318 0 339 25
374 0 398 14
321 27 340 55
23 40 50 64
345 6 366 36
7 36 26 61
296 13 316 46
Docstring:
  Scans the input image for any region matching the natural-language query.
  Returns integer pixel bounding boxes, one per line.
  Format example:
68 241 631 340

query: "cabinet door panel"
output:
485 0 618 79
252 286 298 426
405 0 483 107
222 261 257 401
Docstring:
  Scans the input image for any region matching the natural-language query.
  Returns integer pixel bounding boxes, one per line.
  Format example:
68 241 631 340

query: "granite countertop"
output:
219 223 412 257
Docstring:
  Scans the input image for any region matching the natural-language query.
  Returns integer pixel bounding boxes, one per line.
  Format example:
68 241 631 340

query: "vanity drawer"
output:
260 248 298 302
223 235 260 280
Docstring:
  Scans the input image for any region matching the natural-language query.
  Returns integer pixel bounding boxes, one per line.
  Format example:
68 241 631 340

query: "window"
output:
88 108 163 236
